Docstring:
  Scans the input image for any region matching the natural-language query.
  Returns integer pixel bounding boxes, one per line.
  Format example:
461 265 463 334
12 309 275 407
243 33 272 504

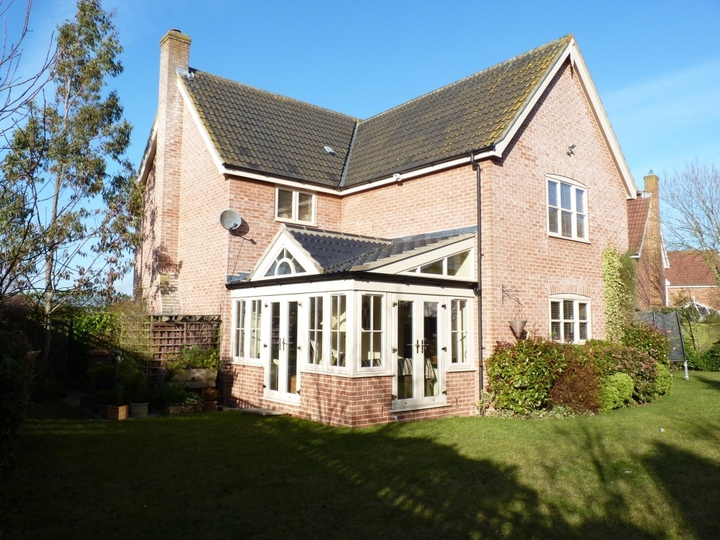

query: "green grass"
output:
2 372 720 539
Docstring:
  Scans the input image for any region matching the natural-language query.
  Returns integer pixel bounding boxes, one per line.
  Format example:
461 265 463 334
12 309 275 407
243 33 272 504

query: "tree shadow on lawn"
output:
3 409 654 540
644 442 720 540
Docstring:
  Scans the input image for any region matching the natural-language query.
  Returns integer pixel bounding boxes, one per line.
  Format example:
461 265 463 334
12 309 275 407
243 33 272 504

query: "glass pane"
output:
372 296 382 328
550 301 561 320
561 211 572 237
447 251 470 276
361 296 371 330
548 180 558 207
297 192 313 222
563 300 574 320
250 300 262 358
576 214 585 239
579 322 588 341
361 333 371 367
564 322 574 342
548 208 558 233
270 303 280 391
331 295 346 367
561 183 571 210
372 333 382 367
551 322 561 341
420 260 443 275
424 302 439 397
309 297 322 365
578 302 587 321
277 189 293 219
397 301 414 399
575 189 584 213
234 301 244 357
287 302 298 393
451 300 467 364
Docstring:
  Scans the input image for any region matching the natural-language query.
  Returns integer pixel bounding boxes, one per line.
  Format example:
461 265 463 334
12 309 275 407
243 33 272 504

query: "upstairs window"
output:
547 177 587 241
276 187 315 224
550 295 589 343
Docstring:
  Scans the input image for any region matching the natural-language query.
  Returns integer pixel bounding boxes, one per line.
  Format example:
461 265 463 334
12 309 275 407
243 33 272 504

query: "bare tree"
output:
663 160 720 284
0 0 54 140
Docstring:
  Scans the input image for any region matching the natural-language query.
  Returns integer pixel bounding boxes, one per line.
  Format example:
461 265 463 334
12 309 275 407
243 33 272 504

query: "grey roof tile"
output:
181 36 572 188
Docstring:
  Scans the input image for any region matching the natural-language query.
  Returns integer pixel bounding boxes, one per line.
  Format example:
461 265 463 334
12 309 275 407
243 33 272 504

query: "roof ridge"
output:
186 68 361 122
358 35 573 125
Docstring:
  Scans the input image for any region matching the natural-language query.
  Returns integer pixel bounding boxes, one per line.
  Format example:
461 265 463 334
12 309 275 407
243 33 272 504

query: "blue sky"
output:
11 0 720 292
22 0 720 187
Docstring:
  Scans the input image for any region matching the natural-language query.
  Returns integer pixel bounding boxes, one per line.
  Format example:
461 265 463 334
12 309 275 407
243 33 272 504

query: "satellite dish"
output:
220 209 243 231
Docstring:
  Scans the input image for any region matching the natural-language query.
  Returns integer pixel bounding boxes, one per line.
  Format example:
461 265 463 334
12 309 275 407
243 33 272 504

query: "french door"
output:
266 299 299 402
394 296 444 407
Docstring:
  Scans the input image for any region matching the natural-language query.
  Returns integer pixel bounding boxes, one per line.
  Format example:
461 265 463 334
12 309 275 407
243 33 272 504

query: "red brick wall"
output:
224 364 477 428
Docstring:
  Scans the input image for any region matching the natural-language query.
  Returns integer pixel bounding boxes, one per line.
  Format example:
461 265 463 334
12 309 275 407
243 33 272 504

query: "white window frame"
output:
275 187 316 225
547 175 588 242
359 294 384 370
449 299 469 366
549 294 590 344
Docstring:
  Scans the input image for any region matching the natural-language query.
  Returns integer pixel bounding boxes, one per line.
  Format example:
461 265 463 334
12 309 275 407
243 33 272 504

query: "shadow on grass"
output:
2 401 658 540
644 442 720 540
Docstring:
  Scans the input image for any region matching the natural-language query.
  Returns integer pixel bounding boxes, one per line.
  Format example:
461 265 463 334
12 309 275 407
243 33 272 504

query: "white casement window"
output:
407 250 472 278
450 299 469 364
550 295 590 343
248 299 263 359
308 296 324 365
233 300 245 358
547 176 587 241
330 295 346 367
360 294 383 368
276 187 315 224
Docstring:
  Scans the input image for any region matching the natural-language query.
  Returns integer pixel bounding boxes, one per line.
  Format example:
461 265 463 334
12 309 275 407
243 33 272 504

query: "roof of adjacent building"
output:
285 225 476 273
666 251 720 287
627 195 651 256
181 35 573 188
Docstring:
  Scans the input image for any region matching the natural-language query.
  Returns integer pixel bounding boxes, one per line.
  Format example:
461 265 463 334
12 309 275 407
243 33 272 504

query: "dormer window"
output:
265 248 305 277
276 187 315 225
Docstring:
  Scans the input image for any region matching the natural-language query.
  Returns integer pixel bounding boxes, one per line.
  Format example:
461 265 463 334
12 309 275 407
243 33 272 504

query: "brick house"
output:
627 173 668 310
666 251 720 313
135 31 637 427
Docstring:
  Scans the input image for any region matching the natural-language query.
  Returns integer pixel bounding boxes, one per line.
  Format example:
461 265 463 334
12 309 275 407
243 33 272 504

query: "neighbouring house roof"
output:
627 195 651 257
181 35 574 188
666 251 720 287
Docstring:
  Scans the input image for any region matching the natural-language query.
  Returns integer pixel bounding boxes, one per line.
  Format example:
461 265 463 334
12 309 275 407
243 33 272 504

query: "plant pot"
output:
107 404 128 421
509 320 527 338
203 400 218 412
130 402 149 418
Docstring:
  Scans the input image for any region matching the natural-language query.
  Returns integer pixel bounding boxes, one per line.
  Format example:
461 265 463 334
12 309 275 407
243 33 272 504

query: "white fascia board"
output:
493 39 637 199
137 119 158 186
220 150 499 197
177 77 227 173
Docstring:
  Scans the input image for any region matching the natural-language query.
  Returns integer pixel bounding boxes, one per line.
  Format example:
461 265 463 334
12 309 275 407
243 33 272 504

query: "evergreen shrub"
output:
598 372 634 413
486 338 568 414
621 322 670 365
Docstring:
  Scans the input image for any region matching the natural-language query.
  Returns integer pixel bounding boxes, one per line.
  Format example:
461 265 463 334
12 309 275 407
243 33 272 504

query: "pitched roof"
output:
666 251 720 287
182 71 358 186
181 35 573 188
627 195 651 256
285 226 476 273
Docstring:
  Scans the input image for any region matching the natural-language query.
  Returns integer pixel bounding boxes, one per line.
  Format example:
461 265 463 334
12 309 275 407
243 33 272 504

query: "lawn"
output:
2 372 719 540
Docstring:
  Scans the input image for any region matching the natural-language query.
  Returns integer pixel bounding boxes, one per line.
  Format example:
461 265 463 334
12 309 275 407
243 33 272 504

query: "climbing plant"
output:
603 247 635 342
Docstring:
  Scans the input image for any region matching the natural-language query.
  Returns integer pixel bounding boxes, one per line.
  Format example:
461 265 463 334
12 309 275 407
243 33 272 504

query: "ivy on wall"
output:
603 247 636 342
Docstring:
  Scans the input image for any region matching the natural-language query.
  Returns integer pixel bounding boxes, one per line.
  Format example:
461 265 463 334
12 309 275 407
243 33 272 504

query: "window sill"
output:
547 233 590 244
392 398 449 413
447 365 477 373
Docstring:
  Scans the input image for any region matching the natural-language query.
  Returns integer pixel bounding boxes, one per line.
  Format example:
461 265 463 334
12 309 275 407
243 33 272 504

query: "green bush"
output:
655 364 673 395
165 346 220 374
549 354 601 412
697 341 720 371
486 338 568 414
582 340 660 403
621 322 670 365
598 372 634 412
683 334 704 370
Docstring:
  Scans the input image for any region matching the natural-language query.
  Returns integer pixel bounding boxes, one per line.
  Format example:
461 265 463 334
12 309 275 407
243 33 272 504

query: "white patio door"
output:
267 299 299 401
394 296 444 407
